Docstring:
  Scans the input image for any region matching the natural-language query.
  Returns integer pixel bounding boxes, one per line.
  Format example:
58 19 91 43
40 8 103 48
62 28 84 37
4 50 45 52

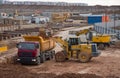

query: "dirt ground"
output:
0 64 104 78
0 26 120 78
0 48 119 78
23 48 120 78
0 64 56 78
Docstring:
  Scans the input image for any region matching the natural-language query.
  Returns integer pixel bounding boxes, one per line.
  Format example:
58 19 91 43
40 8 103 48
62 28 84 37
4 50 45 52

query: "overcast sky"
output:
9 0 120 6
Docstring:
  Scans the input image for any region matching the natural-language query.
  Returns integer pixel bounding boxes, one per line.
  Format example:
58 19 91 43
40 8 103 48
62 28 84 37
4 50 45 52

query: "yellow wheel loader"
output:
53 36 101 63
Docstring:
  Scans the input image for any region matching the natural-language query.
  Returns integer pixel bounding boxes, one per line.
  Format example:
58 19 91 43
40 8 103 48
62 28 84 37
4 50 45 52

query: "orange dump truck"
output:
16 36 55 65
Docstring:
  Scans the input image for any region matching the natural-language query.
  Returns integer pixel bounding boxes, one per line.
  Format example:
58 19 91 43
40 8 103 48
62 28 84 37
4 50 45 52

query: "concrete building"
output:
3 1 88 6
0 0 3 4
0 0 7 4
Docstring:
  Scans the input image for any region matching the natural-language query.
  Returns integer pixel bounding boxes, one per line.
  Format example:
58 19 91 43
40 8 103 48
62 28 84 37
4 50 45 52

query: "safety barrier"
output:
0 46 8 53
94 25 120 39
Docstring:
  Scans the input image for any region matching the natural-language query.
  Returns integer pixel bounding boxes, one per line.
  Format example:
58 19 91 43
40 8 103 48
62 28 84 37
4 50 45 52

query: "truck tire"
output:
48 52 52 60
51 50 55 59
41 53 46 63
35 57 40 65
51 52 53 59
55 52 65 62
105 43 110 48
98 44 105 50
78 52 90 63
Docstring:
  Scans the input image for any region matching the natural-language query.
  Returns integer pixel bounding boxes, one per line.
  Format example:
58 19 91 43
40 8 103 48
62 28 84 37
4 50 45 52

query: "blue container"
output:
88 16 102 24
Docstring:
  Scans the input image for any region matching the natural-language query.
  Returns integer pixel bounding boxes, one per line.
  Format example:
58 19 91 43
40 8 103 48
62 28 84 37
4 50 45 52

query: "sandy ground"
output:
21 26 120 77
24 48 120 77
0 26 120 78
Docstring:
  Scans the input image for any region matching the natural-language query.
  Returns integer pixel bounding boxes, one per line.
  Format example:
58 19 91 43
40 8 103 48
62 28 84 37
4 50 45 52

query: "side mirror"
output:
36 44 39 49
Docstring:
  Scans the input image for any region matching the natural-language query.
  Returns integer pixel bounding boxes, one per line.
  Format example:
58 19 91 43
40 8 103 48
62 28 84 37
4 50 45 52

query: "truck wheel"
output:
98 44 105 50
78 52 90 63
51 52 53 59
36 57 40 65
106 43 110 48
41 54 46 63
51 50 55 59
46 52 52 60
55 52 65 62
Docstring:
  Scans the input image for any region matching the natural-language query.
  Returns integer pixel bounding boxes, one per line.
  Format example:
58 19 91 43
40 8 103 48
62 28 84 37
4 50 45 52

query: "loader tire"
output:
78 52 90 63
55 52 65 62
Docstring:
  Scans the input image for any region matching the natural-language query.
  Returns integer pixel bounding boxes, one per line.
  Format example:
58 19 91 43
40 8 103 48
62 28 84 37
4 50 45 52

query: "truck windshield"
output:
18 43 36 50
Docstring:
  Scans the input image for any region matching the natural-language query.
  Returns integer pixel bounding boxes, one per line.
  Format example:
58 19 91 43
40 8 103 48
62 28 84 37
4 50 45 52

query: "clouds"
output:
9 0 120 5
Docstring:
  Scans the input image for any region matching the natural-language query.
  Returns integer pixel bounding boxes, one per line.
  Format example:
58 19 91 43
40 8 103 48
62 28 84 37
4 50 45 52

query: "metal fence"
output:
94 20 120 39
95 20 120 27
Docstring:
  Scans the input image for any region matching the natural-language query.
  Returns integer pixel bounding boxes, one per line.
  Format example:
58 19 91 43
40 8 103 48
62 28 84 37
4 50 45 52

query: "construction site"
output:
0 0 120 78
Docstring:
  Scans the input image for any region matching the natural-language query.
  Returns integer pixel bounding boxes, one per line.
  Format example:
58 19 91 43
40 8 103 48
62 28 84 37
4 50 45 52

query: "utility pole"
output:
105 8 108 34
113 10 116 33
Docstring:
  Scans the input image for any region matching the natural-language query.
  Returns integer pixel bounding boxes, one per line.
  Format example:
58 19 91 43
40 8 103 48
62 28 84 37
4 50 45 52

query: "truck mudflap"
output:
17 57 38 64
92 50 101 57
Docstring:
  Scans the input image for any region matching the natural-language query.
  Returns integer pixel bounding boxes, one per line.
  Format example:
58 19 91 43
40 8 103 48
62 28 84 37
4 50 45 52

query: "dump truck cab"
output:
17 42 41 64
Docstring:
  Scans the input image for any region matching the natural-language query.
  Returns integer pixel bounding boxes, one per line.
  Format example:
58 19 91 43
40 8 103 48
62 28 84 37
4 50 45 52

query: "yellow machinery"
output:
51 12 70 23
0 46 8 53
23 36 55 52
53 36 101 63
75 28 115 50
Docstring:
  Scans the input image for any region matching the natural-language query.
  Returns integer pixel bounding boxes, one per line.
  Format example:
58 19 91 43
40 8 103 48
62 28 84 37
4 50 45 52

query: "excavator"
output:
53 35 101 63
74 28 117 50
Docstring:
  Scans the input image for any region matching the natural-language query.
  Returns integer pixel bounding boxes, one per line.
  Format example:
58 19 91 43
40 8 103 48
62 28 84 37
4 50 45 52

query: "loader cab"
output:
68 34 88 45
68 36 82 45
69 37 79 45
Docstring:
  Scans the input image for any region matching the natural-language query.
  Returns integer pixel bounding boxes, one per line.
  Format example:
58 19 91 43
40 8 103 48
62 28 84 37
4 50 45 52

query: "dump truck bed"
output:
23 36 55 52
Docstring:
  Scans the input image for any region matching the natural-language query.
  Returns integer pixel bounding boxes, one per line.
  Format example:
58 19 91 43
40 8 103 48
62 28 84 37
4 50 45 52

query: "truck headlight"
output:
17 59 20 61
32 59 36 62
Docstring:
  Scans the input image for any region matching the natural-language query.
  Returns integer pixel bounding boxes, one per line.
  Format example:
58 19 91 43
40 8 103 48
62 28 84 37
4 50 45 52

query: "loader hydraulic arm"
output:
53 36 69 52
75 27 94 36
76 29 90 36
